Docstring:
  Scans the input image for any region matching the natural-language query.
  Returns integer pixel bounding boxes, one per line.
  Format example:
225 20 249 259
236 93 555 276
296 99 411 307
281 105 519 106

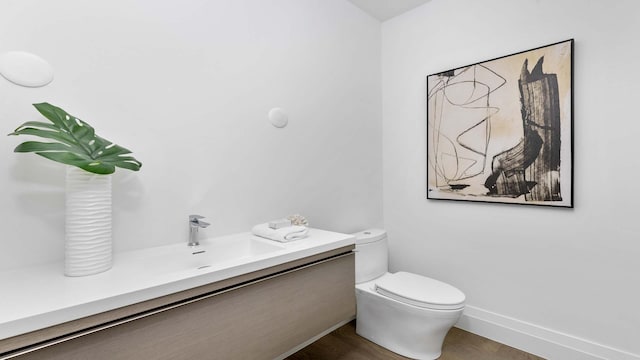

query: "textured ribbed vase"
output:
65 166 112 276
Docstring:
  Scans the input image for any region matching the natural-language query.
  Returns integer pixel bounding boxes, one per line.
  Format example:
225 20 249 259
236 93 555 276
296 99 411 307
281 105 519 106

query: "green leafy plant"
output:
8 102 142 174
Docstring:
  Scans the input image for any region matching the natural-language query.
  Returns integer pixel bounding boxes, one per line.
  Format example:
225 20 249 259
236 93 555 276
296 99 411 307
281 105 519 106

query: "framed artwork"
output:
427 39 573 207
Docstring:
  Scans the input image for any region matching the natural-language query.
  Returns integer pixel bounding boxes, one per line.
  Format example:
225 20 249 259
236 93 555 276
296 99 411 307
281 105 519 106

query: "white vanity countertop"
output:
0 228 355 341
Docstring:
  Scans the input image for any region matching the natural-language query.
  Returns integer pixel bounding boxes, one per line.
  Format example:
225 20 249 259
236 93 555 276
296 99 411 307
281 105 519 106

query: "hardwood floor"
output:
286 321 544 360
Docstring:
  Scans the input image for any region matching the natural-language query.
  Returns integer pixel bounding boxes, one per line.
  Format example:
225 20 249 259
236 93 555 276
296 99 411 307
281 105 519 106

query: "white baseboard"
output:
456 305 640 360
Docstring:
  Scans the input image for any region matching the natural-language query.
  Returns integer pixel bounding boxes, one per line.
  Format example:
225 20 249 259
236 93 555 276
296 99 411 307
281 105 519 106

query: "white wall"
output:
0 0 383 271
382 0 640 358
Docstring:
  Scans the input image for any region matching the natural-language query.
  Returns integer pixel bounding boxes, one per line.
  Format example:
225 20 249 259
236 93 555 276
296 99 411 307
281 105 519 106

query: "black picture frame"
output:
426 39 574 208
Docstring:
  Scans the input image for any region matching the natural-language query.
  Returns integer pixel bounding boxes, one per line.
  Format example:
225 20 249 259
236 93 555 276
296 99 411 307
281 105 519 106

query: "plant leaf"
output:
11 127 83 152
114 157 143 171
36 152 116 174
10 121 60 133
8 103 142 175
14 141 73 153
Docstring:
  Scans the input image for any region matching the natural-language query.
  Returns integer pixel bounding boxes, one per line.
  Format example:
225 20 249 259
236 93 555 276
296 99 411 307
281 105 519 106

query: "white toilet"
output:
353 229 465 360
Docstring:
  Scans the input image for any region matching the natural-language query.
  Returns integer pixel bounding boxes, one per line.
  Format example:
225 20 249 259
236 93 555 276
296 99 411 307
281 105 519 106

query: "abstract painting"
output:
427 39 573 207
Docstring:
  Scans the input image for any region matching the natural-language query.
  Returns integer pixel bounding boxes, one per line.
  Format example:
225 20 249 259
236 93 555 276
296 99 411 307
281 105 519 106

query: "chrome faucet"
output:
188 215 210 246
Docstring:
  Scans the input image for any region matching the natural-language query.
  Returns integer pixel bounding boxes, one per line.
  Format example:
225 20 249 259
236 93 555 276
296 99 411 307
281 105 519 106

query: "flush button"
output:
364 231 371 235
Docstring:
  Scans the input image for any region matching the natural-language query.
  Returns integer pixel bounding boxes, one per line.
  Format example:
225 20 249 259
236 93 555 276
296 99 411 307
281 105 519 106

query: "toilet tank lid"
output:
375 272 465 310
352 229 387 245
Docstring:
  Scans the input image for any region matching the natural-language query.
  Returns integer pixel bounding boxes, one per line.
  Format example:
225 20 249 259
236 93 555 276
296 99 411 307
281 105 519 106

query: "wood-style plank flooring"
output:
286 321 545 360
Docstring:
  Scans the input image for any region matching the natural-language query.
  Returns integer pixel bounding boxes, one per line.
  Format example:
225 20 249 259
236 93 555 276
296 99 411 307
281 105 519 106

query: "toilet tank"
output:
353 229 388 284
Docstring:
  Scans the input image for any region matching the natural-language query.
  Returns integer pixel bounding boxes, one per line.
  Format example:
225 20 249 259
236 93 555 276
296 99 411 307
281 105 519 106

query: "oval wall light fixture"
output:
0 51 54 87
268 108 288 128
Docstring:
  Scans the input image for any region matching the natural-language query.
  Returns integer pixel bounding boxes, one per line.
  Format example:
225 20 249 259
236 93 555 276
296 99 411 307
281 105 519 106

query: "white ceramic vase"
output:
65 166 113 276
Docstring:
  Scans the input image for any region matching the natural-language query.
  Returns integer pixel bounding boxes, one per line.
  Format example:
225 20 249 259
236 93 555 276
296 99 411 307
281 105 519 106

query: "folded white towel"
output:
251 223 309 242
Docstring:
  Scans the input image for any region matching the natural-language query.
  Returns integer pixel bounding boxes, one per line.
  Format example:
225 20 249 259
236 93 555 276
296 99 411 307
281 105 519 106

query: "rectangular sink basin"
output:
134 235 287 275
195 235 286 265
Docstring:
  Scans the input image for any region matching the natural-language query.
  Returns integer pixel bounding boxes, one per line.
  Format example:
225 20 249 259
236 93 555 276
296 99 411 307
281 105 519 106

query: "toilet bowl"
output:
353 229 465 360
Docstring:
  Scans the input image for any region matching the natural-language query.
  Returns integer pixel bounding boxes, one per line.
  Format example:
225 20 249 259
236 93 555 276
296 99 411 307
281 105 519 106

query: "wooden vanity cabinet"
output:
1 246 355 360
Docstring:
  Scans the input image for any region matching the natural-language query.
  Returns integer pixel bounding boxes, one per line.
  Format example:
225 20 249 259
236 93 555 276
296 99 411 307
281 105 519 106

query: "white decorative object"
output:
287 214 308 227
0 51 54 87
65 166 113 276
268 108 288 128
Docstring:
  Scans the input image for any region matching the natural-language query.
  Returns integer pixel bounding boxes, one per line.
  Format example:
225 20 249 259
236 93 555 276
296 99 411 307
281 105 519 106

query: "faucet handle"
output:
189 215 210 228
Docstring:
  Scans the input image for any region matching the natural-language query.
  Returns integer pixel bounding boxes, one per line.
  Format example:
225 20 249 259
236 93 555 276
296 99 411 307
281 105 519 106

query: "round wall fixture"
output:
0 51 54 87
268 108 288 128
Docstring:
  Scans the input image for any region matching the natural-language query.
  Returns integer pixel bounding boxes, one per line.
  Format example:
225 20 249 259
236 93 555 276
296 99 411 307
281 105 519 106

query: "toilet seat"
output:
374 272 465 310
